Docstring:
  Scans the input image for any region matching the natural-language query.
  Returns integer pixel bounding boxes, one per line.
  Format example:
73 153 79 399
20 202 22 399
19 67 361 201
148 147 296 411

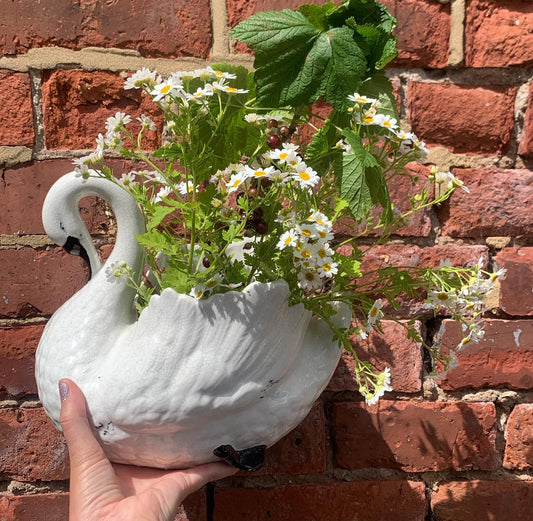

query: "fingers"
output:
172 462 238 497
58 379 108 468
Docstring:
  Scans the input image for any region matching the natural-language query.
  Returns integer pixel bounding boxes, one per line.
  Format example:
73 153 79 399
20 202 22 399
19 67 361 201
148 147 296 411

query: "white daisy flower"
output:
124 68 158 90
105 112 132 134
316 259 338 278
443 171 470 193
367 298 384 325
244 113 265 125
189 283 207 300
178 180 196 195
245 165 276 180
347 92 376 105
226 170 249 193
137 114 157 131
150 77 184 102
152 186 172 203
292 164 320 189
119 172 137 187
297 269 323 291
276 229 298 250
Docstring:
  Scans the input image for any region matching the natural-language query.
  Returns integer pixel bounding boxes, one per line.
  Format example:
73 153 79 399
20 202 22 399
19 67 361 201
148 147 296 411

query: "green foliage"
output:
230 0 397 111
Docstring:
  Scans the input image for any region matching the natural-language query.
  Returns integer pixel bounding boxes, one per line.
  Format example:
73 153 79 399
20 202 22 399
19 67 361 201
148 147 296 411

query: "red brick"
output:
329 320 423 393
438 169 533 238
0 0 212 59
381 0 450 68
0 408 69 481
332 400 497 471
466 0 533 68
504 404 533 470
496 247 533 316
0 160 117 235
0 247 89 318
251 401 326 476
0 493 69 521
214 480 426 521
408 82 516 154
0 325 44 398
175 489 206 521
437 319 533 391
519 83 533 157
0 71 34 146
348 243 488 316
432 480 533 520
42 70 163 150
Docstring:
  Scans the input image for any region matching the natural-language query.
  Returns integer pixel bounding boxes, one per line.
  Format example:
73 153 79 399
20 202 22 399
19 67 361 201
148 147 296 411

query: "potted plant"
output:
35 0 504 471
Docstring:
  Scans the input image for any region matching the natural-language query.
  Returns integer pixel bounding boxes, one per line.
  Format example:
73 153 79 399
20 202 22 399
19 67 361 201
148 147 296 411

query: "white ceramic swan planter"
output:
35 171 351 471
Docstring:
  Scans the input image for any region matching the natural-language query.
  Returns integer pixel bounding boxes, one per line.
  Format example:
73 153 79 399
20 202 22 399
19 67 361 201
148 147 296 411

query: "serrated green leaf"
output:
146 205 177 230
232 9 367 111
336 129 392 222
298 2 335 30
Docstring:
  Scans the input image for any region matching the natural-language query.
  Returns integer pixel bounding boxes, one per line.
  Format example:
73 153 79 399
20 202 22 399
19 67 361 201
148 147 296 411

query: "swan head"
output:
42 173 104 276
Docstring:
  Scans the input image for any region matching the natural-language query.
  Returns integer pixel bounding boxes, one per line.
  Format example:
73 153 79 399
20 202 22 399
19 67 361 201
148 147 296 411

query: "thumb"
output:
59 379 123 516
58 379 111 473
58 379 104 460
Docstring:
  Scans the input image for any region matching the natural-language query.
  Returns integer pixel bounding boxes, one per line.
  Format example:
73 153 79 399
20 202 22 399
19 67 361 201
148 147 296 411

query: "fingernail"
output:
59 381 69 401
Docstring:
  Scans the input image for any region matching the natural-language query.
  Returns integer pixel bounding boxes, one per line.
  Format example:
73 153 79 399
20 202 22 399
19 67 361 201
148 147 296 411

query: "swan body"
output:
35 172 350 469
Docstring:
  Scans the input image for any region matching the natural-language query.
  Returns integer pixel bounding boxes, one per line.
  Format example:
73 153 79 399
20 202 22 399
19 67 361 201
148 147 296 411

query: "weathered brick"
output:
0 247 89 318
504 404 533 470
466 0 533 68
0 71 34 147
436 319 533 391
0 0 212 59
252 401 326 476
0 325 45 398
332 400 497 471
431 480 533 520
519 83 533 157
381 0 450 68
496 247 533 316
438 169 533 238
0 493 69 521
42 70 163 150
329 320 423 393
408 82 516 154
346 243 488 316
0 408 69 481
175 489 207 521
214 480 426 521
0 160 117 235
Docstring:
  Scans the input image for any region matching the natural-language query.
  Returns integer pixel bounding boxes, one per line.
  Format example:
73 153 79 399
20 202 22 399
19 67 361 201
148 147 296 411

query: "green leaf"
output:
298 2 335 30
231 9 367 111
146 205 176 230
336 129 392 222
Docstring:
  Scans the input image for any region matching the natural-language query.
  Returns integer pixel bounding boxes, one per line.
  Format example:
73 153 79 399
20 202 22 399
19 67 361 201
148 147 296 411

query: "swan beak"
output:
63 235 93 279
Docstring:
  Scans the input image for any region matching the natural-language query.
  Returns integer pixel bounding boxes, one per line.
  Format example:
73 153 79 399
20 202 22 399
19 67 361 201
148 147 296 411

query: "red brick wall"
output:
1 0 532 519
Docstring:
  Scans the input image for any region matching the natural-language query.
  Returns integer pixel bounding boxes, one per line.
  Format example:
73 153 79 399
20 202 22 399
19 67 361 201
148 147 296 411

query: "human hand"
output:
58 378 237 521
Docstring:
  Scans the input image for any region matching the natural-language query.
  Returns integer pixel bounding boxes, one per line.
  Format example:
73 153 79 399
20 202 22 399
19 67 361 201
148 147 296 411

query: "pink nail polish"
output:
59 381 69 401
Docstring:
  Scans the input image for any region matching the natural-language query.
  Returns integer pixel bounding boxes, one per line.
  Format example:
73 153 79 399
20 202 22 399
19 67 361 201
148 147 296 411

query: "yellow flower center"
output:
299 172 310 181
161 84 171 94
